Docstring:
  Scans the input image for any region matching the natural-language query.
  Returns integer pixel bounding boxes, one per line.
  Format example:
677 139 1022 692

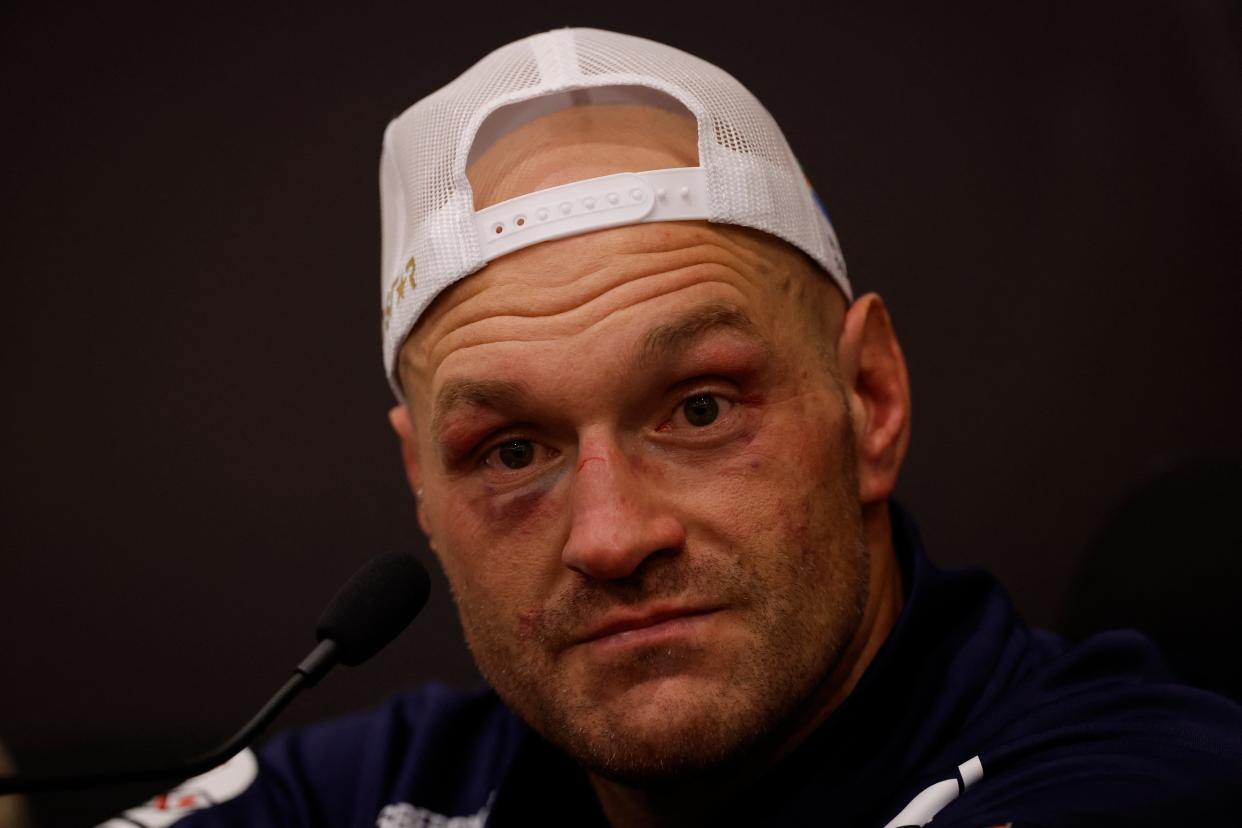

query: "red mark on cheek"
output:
515 608 544 641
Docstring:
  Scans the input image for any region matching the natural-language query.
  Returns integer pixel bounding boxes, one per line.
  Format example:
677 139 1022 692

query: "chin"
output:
579 714 765 786
556 671 783 785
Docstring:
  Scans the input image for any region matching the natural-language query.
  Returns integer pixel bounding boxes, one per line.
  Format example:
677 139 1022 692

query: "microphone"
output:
0 551 430 796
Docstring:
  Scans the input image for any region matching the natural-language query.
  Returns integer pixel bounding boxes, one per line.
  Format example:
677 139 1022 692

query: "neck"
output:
588 501 905 827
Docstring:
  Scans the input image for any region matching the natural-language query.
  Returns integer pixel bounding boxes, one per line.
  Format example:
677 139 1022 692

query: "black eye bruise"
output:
498 440 534 469
683 395 719 427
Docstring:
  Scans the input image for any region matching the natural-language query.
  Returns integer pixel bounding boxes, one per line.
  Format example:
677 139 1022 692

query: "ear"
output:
835 294 912 504
388 405 434 538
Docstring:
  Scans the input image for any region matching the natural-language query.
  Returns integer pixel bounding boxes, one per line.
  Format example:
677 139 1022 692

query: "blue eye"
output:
682 394 720 427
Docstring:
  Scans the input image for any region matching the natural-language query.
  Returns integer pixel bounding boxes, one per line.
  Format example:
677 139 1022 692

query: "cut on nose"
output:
561 450 685 580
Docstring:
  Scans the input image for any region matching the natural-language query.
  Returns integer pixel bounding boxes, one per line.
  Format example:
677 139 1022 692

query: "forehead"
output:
399 220 821 408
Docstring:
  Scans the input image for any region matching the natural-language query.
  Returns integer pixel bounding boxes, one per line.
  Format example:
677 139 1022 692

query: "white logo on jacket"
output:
376 796 492 828
95 749 259 828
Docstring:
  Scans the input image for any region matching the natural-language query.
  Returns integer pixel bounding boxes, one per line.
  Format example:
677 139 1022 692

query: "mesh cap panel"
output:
380 28 848 397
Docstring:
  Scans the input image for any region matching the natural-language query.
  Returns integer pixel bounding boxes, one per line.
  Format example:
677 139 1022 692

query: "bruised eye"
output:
491 439 534 469
682 394 720 427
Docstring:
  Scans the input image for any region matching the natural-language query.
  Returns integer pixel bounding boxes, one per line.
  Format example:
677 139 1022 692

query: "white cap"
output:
380 27 850 397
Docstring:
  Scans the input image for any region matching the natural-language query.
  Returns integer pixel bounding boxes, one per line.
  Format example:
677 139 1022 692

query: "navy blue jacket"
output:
108 507 1242 827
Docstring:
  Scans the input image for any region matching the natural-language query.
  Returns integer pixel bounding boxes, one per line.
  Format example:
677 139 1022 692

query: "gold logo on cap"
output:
397 257 416 299
382 256 418 331
403 256 417 291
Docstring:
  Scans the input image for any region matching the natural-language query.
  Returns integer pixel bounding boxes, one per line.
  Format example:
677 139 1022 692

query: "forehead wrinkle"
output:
427 232 755 340
433 278 754 383
423 259 753 372
401 223 785 403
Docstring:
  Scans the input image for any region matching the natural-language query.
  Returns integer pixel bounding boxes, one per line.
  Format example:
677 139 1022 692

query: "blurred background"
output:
2 1 1239 824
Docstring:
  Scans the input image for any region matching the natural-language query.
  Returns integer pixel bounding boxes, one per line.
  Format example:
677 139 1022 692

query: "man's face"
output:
398 217 870 782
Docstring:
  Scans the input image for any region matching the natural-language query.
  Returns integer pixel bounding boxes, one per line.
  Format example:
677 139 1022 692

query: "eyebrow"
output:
431 377 529 443
638 302 762 364
429 303 762 443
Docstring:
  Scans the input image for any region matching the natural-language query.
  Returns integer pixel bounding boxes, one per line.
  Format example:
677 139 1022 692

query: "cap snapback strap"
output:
474 167 708 261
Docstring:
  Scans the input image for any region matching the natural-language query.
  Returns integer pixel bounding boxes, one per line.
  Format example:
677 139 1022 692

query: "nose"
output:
561 441 686 581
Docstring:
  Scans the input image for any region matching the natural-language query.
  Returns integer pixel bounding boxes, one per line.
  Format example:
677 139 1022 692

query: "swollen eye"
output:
682 395 720 427
495 439 535 469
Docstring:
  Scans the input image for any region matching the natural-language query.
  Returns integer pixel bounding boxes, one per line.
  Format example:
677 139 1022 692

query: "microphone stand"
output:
0 640 338 796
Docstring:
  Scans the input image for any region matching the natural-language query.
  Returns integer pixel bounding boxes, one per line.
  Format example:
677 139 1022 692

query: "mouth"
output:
574 606 725 651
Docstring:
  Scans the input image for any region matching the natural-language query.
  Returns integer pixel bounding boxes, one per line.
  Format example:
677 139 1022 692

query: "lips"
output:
574 605 723 647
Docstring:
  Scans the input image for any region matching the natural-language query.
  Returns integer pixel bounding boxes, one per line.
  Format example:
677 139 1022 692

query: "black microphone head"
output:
315 551 430 666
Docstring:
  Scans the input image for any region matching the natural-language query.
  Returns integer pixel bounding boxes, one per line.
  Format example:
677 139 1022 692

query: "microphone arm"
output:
0 639 340 796
0 549 431 797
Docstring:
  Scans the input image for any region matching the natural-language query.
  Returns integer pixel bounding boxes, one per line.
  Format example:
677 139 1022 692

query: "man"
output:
107 28 1241 828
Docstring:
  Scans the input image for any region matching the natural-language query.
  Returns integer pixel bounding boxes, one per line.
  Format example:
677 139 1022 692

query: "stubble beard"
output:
455 431 869 785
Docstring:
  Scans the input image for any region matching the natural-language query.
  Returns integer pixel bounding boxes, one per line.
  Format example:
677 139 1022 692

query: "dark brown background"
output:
2 1 1239 825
